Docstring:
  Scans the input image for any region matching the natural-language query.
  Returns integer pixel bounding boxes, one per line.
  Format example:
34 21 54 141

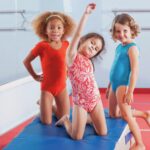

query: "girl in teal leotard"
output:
106 13 150 150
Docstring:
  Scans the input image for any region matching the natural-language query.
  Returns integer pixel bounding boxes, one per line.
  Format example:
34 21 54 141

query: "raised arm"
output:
67 3 96 66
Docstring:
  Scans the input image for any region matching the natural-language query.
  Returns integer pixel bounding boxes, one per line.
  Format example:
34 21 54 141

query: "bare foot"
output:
130 142 136 150
145 111 150 127
130 143 145 150
55 114 69 126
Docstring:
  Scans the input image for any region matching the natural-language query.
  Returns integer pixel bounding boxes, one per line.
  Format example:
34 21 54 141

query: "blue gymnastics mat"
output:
4 109 131 150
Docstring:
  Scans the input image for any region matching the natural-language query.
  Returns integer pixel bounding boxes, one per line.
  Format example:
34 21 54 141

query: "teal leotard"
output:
110 43 138 92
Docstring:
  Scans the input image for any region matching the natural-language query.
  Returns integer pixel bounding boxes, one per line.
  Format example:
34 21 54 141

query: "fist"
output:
86 3 96 14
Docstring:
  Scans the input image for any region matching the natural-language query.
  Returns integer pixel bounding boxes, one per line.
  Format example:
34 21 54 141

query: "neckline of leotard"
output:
43 40 64 51
121 42 135 47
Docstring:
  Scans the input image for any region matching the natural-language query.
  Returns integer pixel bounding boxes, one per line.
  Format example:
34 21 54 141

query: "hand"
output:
85 3 96 14
123 91 133 105
34 74 43 82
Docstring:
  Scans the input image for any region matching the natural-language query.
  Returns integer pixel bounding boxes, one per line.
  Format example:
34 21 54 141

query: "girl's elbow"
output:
23 58 29 67
23 59 27 66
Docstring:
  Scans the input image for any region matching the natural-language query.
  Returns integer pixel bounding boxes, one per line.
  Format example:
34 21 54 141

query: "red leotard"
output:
31 41 69 96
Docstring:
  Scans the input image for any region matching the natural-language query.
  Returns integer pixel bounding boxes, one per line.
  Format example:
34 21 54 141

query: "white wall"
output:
0 0 41 85
1 0 150 87
0 77 40 135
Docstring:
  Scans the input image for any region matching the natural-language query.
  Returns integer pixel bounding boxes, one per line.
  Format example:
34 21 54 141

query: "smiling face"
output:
114 23 133 44
78 37 102 58
46 18 64 42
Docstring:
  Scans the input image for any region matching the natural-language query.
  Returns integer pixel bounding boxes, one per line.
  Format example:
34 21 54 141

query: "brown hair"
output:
32 11 76 41
110 13 140 41
77 32 105 58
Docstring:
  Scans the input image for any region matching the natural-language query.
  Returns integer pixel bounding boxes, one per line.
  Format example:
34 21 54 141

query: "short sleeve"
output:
64 40 69 48
31 42 43 57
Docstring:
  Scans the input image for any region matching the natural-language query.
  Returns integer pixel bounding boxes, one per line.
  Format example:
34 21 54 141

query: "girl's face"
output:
114 23 133 44
79 37 102 58
46 18 64 42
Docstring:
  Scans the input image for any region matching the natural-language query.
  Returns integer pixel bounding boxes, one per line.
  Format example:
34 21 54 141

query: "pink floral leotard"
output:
68 53 101 112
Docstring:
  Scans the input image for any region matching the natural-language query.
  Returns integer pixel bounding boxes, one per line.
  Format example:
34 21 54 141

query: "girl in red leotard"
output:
23 11 75 125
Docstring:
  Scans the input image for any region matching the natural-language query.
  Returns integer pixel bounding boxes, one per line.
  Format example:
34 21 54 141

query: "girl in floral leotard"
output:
55 3 107 140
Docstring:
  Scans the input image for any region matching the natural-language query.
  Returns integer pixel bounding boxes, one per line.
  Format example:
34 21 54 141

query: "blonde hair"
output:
32 11 76 41
110 13 140 41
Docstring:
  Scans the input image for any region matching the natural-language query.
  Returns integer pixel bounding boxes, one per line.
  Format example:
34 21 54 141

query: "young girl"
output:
23 11 75 125
107 13 150 150
55 3 107 140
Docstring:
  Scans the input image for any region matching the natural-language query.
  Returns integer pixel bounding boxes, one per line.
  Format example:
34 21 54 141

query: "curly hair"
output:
32 11 76 41
110 13 140 41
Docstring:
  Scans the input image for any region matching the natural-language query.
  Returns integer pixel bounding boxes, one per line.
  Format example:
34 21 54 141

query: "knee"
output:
99 129 107 136
97 128 107 136
109 112 117 118
109 111 120 118
41 118 52 125
72 134 83 140
102 130 107 136
71 132 83 140
98 130 107 136
109 112 116 118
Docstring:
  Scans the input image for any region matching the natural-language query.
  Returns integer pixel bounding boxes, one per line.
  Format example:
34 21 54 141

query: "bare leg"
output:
38 88 70 120
56 105 87 140
54 88 70 119
40 91 54 125
132 110 150 127
108 87 120 118
116 86 145 150
90 101 107 135
108 87 150 127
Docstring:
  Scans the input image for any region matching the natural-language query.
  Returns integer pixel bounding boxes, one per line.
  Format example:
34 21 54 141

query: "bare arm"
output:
67 3 96 66
124 46 139 104
23 52 43 82
128 46 139 93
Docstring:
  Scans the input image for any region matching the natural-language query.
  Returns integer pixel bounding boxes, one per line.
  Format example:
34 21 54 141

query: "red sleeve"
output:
65 40 69 48
31 42 43 57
